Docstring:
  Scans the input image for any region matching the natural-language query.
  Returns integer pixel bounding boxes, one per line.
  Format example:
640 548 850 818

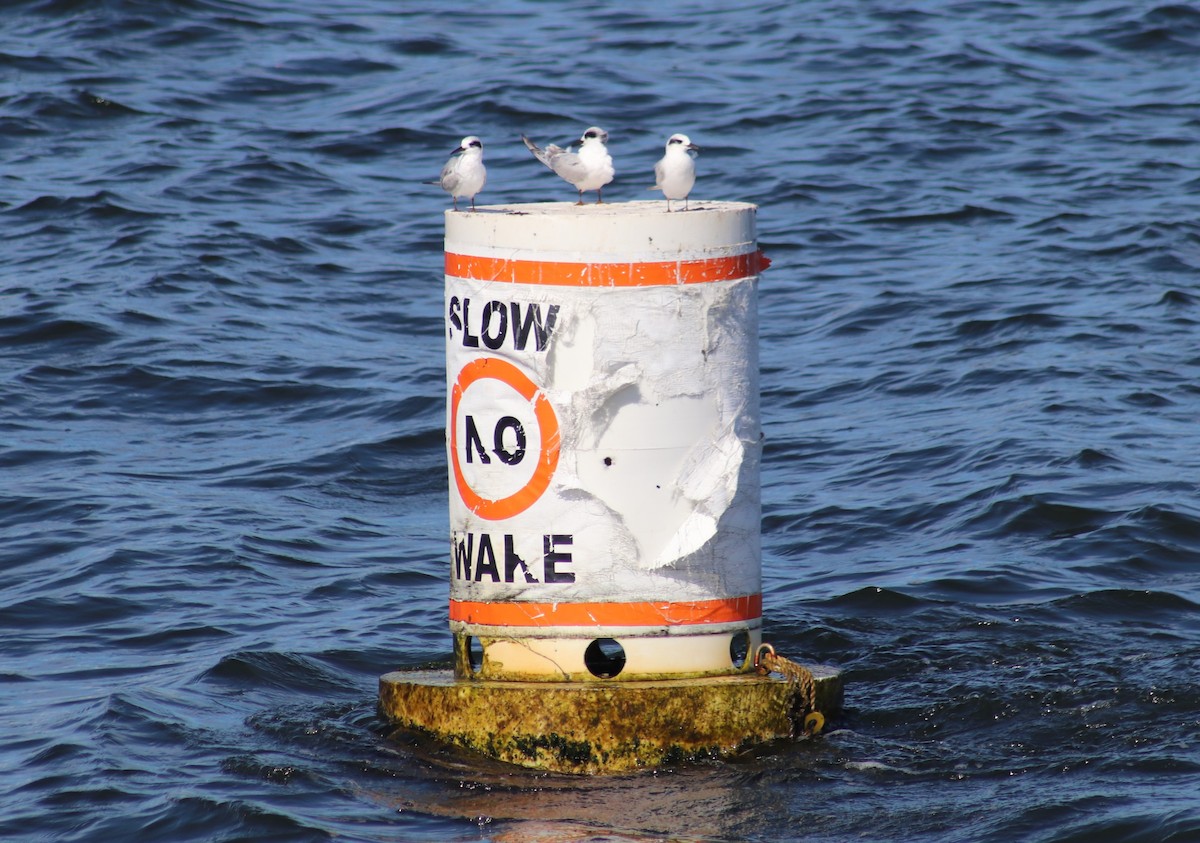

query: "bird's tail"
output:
521 134 553 169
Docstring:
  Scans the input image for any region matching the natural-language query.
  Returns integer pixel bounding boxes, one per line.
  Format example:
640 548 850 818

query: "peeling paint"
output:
443 202 765 680
446 276 761 604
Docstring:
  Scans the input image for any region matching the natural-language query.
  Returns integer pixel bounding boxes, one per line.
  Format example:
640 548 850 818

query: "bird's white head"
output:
457 136 484 154
667 133 699 153
580 126 609 146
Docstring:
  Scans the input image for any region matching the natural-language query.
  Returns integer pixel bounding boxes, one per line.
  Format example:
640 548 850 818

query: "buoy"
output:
379 201 842 774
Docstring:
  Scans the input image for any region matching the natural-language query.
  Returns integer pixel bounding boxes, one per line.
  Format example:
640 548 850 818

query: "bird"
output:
521 126 615 204
649 133 699 211
438 135 486 211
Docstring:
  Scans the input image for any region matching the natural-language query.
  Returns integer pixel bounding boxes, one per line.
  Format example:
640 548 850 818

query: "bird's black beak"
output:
688 142 700 151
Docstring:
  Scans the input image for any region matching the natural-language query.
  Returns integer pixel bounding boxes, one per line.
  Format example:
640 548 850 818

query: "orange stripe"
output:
445 250 767 287
449 594 762 627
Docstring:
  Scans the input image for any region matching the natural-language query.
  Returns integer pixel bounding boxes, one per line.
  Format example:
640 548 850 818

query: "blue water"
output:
4 1 1200 840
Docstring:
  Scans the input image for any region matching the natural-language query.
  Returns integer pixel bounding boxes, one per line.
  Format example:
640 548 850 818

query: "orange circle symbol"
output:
450 357 560 520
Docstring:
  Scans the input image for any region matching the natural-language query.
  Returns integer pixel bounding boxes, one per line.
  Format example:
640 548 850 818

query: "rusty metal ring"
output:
753 642 775 670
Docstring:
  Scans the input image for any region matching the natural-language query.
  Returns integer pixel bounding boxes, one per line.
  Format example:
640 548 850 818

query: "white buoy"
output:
379 200 842 774
444 201 766 681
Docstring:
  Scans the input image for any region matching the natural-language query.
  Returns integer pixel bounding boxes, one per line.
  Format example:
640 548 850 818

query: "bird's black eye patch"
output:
470 140 482 148
669 138 682 144
584 131 596 138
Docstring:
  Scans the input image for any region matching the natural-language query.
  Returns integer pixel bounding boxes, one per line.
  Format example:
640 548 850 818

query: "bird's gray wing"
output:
439 157 460 191
651 158 666 189
548 150 589 183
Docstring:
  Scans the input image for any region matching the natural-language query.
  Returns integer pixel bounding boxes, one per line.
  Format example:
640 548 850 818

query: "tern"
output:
438 135 486 211
649 133 699 211
521 126 615 205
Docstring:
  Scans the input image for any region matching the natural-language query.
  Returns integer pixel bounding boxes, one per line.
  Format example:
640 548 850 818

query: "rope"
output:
755 643 826 736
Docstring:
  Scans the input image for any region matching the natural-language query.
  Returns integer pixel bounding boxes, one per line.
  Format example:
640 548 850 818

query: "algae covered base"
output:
378 667 842 775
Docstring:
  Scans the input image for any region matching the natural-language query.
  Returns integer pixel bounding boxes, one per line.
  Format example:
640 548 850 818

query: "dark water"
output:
4 0 1200 840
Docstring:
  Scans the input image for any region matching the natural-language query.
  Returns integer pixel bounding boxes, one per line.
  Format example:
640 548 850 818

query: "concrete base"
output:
378 666 842 775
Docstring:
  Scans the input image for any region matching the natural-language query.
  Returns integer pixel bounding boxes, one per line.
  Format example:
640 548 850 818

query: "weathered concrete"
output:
378 666 842 775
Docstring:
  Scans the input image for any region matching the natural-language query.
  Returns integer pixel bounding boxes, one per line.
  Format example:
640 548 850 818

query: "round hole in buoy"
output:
583 638 626 678
603 456 613 467
729 629 751 669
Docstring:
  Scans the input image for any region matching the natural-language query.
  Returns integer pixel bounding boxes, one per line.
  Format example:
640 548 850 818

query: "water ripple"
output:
4 0 1200 840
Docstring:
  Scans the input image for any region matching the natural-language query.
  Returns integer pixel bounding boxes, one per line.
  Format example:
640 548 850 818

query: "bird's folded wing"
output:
550 152 589 182
652 159 666 189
